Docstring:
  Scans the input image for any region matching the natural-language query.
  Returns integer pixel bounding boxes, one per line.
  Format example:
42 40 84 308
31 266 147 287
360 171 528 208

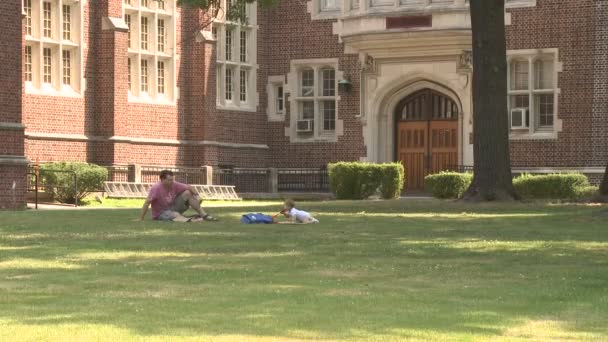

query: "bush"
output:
40 162 108 204
512 173 591 199
424 172 473 199
378 163 405 199
328 162 405 200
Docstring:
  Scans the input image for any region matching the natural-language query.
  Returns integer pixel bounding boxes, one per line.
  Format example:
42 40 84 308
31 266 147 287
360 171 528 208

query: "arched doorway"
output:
396 89 459 191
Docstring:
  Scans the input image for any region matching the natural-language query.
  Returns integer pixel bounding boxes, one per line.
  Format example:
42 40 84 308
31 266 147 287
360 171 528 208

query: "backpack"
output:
241 213 275 224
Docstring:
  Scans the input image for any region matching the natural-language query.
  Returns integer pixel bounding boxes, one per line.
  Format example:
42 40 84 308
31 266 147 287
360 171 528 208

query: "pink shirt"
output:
147 181 189 219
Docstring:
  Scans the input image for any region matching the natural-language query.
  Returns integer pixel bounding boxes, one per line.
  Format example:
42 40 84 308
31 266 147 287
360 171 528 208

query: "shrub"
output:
328 162 405 200
512 173 590 199
378 163 406 199
424 172 473 199
40 162 108 204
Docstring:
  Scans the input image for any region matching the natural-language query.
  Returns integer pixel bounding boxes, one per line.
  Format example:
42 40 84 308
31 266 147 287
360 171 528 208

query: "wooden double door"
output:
396 89 459 191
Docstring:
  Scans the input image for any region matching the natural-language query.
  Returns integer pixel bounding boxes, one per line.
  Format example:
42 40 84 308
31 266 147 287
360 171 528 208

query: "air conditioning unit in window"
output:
296 119 313 133
510 107 530 130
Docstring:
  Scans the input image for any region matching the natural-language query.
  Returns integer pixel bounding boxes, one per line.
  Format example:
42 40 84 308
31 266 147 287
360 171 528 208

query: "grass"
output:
1 199 608 341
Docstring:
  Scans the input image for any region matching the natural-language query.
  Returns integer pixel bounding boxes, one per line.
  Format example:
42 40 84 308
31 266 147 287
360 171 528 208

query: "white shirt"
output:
288 207 313 223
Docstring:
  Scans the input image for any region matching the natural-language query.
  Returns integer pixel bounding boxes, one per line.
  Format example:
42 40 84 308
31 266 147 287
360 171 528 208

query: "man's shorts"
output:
157 191 191 221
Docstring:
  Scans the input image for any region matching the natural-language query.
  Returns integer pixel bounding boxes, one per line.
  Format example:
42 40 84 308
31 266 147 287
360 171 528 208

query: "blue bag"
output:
241 213 275 224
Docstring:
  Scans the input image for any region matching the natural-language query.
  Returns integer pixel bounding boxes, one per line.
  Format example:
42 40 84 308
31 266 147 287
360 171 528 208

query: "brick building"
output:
0 0 606 208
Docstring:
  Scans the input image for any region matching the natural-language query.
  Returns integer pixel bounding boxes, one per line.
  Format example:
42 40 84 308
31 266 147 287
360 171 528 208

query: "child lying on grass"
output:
275 199 319 224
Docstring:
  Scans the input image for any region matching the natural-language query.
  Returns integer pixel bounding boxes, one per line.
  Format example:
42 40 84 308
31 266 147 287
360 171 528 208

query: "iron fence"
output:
140 166 207 184
213 168 269 193
103 165 130 182
278 168 329 192
445 165 474 173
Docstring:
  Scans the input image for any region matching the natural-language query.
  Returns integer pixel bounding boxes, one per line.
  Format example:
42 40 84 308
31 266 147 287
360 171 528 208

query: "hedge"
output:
424 172 473 199
40 162 108 204
512 173 591 199
424 171 592 200
328 162 405 200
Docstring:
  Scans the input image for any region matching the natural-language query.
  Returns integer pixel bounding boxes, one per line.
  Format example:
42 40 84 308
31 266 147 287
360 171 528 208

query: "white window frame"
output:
507 49 562 140
266 75 285 121
287 58 344 142
309 0 535 20
24 0 83 97
214 0 258 112
125 0 176 104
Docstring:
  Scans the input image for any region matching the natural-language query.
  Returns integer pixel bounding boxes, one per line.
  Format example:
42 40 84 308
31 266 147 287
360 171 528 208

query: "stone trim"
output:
0 155 30 166
24 132 269 149
0 122 26 131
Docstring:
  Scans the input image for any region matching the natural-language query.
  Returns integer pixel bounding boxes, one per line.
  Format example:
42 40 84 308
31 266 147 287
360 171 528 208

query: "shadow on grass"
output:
1 201 607 340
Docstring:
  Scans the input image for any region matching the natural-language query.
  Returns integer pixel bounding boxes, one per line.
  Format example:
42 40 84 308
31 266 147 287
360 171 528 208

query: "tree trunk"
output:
461 0 519 201
600 162 608 197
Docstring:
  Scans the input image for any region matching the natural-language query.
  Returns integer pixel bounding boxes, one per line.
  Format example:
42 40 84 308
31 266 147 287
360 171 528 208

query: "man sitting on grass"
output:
139 170 218 222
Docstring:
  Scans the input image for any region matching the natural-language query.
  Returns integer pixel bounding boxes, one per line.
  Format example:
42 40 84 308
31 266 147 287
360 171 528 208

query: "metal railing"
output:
278 168 329 192
213 168 269 193
104 165 130 182
445 165 474 173
140 165 207 184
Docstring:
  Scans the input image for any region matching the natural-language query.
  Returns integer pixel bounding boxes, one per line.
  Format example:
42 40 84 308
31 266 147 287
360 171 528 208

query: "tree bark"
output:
600 162 608 197
461 0 519 201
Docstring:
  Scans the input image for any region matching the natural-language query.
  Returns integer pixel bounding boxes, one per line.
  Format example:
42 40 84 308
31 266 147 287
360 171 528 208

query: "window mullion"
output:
527 56 534 133
313 66 320 137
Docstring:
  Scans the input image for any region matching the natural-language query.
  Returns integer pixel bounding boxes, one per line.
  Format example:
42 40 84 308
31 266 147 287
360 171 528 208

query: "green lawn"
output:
1 200 607 341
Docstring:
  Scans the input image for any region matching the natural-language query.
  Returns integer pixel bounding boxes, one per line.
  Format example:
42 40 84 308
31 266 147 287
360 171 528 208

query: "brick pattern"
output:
8 0 608 201
593 0 608 169
260 0 366 168
0 0 26 209
506 0 597 167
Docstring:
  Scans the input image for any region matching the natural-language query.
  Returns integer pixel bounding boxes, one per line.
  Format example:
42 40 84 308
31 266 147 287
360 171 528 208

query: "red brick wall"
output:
506 0 597 168
592 0 608 169
260 0 366 168
24 1 91 162
16 0 608 182
0 0 27 209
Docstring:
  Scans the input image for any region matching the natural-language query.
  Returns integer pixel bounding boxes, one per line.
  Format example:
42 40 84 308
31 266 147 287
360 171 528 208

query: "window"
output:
62 5 71 41
125 14 131 48
507 51 559 135
25 46 33 82
225 28 233 61
322 101 336 130
141 59 148 93
240 69 247 102
215 0 257 110
267 76 285 118
128 58 132 91
43 48 52 84
277 85 284 113
157 19 165 52
25 0 32 36
43 2 52 38
157 61 165 94
24 0 82 94
291 63 338 138
124 0 131 5
301 69 314 97
320 0 340 12
240 30 247 63
225 68 233 101
141 17 148 50
126 0 176 102
62 50 71 85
